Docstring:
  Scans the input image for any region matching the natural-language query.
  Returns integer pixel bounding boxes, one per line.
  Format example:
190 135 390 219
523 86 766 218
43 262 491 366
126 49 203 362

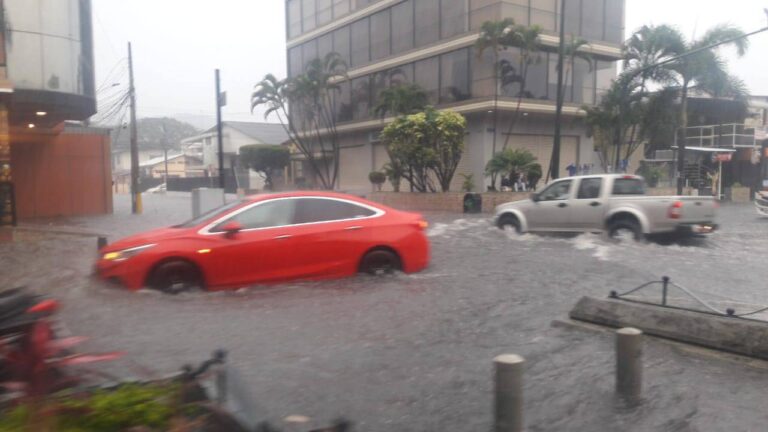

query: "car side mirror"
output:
221 221 242 238
531 193 540 202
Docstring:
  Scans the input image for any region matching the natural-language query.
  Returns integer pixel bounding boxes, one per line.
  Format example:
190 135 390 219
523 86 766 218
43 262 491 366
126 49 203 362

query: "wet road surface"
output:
3 194 768 430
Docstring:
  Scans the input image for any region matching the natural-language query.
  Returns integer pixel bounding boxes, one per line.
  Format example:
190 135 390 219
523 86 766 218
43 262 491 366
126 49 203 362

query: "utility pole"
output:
162 123 169 189
549 0 567 181
215 69 225 190
128 42 141 214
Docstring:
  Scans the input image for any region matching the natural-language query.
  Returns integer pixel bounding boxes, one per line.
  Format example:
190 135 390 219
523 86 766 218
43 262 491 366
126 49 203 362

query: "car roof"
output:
556 174 642 181
242 191 390 210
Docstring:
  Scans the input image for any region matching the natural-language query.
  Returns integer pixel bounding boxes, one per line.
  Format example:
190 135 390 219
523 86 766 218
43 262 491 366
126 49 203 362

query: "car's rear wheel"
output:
359 249 401 275
148 261 203 294
498 214 521 233
607 219 642 241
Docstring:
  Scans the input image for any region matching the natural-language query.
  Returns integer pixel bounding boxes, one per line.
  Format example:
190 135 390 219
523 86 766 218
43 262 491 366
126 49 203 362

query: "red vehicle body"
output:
96 192 430 292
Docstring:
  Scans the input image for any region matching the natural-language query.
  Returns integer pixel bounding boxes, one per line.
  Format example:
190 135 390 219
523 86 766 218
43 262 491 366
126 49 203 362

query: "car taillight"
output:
416 220 429 230
668 201 683 219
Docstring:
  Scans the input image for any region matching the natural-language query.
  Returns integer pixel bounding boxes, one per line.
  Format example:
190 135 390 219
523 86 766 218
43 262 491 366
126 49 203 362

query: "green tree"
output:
368 171 386 191
500 24 543 150
251 52 348 190
111 117 199 151
484 148 538 186
381 108 467 192
373 83 429 118
239 145 290 191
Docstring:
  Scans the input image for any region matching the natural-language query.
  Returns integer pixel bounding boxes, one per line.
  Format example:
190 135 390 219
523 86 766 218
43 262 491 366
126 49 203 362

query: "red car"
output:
96 192 430 293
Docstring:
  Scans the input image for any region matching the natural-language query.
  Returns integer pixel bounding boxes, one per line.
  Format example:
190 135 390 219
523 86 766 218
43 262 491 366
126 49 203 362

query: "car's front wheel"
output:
359 249 401 275
497 214 521 233
148 260 204 294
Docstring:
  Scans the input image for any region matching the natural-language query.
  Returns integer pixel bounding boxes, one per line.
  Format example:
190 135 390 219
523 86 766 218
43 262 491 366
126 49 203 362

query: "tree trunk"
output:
676 82 689 194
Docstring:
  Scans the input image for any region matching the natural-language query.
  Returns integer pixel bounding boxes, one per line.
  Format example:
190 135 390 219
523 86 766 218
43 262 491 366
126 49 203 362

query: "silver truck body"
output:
494 174 718 237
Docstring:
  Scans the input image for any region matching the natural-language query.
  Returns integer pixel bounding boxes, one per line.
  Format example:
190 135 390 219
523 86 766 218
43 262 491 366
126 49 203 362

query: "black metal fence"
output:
167 175 239 194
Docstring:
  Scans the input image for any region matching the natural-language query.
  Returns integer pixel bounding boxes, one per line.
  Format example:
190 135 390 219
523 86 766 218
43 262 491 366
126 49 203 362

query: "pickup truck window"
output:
539 180 572 201
612 178 645 195
577 178 602 199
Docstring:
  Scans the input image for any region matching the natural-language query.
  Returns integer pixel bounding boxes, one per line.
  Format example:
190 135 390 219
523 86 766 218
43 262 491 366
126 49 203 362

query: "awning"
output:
671 146 737 153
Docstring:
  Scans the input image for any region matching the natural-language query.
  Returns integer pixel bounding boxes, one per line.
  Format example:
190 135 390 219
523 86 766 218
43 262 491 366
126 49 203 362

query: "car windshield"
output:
173 200 244 228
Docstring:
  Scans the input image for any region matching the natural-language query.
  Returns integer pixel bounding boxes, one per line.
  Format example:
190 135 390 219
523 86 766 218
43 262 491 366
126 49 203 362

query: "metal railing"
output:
609 276 768 321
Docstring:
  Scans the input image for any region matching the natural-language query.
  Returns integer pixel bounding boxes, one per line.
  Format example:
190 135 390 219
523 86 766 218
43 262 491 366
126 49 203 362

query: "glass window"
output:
414 0 440 47
302 0 316 32
370 70 389 110
548 52 573 102
336 80 353 122
333 0 350 19
470 46 496 99
288 0 302 37
214 200 296 231
500 48 521 98
370 9 391 61
604 0 624 44
572 57 595 104
577 178 602 199
351 76 370 120
562 0 580 35
415 57 440 104
501 3 529 27
539 180 572 201
441 0 467 39
526 54 548 100
333 26 351 67
317 0 333 26
178 201 243 228
595 60 615 101
293 198 376 224
531 0 556 32
302 39 318 70
288 47 302 78
612 178 645 195
351 18 370 67
391 0 414 54
318 33 333 64
387 64 413 87
581 0 604 41
440 49 470 103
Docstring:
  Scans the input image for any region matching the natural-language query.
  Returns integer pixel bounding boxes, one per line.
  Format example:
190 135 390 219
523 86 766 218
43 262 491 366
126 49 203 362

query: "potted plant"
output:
368 171 386 191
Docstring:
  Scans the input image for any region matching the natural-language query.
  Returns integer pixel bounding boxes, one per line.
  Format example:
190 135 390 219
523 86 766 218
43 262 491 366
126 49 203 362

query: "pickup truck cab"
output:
494 174 718 239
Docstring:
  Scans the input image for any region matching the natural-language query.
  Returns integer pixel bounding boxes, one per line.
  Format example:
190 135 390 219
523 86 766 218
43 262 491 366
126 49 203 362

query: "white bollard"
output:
616 327 643 401
494 354 524 432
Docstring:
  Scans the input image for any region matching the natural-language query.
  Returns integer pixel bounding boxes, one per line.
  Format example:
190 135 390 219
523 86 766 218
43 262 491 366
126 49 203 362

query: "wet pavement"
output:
3 193 768 430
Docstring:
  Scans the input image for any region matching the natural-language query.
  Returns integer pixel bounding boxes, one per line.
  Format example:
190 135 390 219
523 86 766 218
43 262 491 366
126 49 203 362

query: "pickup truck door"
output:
568 177 607 231
528 179 574 231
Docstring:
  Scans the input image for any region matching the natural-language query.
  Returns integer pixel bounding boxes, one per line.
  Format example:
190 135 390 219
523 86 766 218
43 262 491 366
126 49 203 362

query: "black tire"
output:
359 249 401 275
148 261 203 294
497 214 521 233
607 219 642 241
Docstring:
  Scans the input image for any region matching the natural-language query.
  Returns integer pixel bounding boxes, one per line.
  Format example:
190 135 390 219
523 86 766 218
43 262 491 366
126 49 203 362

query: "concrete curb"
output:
13 223 107 238
569 296 768 361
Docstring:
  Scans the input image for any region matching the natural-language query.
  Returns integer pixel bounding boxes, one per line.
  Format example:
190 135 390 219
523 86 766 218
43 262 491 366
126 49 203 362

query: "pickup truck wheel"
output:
498 214 521 233
608 219 641 241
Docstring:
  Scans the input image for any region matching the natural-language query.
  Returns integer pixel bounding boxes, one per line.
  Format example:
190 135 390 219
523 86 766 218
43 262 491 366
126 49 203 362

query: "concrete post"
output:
494 354 524 432
97 236 107 250
616 327 643 400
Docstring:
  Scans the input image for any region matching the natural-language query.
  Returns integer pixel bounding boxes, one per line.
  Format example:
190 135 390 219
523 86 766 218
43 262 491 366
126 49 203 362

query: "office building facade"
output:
285 0 625 191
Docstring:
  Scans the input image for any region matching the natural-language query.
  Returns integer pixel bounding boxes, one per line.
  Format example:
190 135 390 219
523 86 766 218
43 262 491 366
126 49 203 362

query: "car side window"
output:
293 198 376 224
212 199 296 232
539 180 572 201
577 178 602 200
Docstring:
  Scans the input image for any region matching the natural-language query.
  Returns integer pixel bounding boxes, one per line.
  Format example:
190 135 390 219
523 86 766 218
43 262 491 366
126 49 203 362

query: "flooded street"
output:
3 194 768 430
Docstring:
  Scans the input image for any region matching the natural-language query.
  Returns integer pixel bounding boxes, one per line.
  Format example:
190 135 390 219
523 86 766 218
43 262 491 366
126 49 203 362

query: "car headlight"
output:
102 244 156 262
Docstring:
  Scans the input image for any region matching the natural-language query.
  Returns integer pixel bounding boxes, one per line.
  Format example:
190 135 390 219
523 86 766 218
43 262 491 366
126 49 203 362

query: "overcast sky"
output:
91 0 768 129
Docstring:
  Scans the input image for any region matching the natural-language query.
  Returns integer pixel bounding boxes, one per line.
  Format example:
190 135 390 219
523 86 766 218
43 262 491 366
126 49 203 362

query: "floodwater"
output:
2 194 768 430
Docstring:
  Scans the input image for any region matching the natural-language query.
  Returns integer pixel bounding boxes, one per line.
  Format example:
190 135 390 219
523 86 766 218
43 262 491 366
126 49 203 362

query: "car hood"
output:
496 199 532 213
103 226 191 252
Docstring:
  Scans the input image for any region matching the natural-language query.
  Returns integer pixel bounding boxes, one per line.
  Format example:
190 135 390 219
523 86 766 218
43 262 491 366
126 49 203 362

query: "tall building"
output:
0 0 111 224
285 0 625 191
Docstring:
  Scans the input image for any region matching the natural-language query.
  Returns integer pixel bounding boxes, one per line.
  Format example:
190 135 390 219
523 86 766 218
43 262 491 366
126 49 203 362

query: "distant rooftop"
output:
200 121 289 145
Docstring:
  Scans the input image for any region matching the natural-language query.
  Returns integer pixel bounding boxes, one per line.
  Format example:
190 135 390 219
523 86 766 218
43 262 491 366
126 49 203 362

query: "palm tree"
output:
561 36 593 100
252 52 348 190
634 24 749 193
373 83 428 118
500 24 543 150
476 18 516 190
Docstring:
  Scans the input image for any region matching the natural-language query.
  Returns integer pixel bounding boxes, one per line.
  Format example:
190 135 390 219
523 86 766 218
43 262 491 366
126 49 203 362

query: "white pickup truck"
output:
494 174 718 239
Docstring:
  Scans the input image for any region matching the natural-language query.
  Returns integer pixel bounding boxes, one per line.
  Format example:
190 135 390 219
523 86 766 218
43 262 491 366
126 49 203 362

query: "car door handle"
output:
274 235 292 240
590 202 601 207
558 203 568 208
345 226 363 231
